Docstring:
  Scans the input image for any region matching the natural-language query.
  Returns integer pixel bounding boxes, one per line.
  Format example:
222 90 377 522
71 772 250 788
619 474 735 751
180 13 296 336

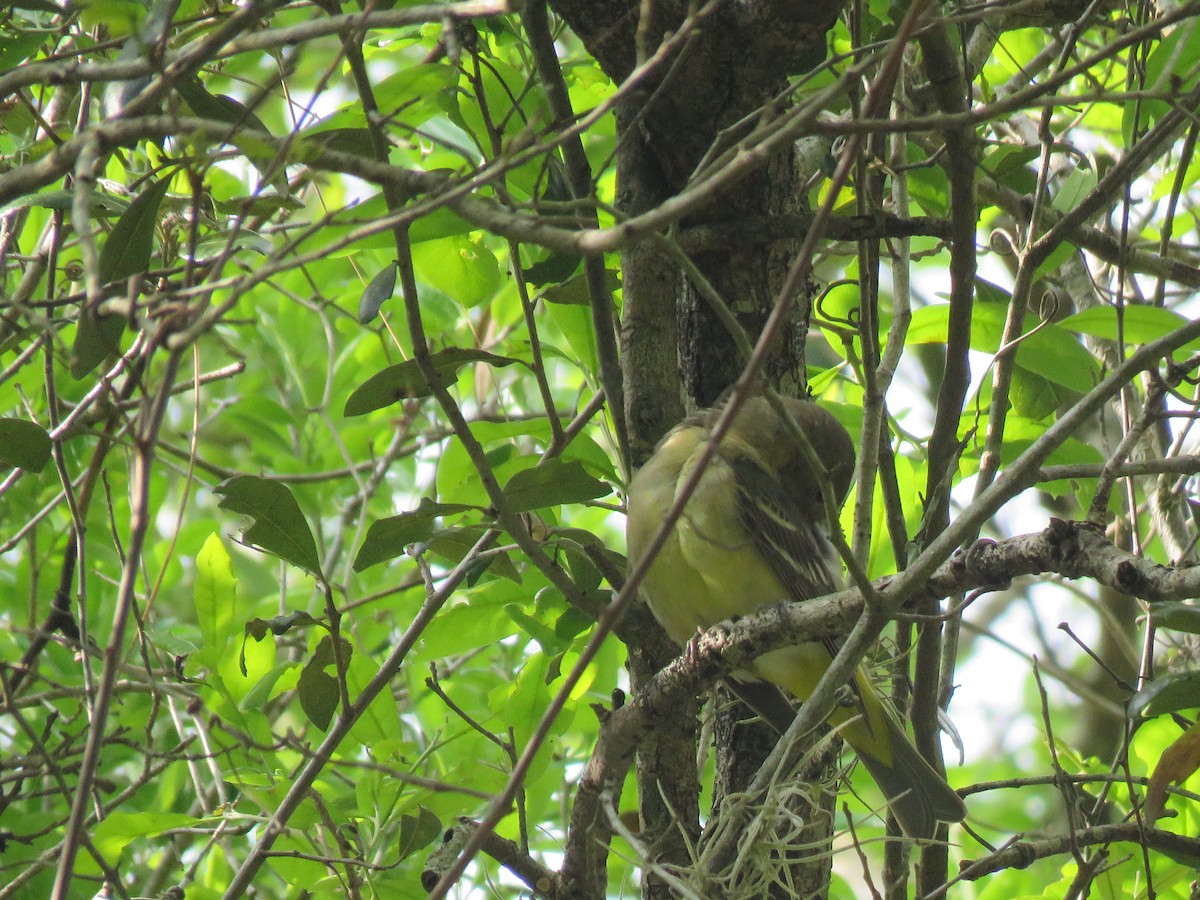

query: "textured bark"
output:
552 0 841 407
548 1 845 895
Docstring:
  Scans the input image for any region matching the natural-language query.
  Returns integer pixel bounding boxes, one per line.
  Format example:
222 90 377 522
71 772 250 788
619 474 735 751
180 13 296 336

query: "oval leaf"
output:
353 499 476 572
1150 601 1200 634
1129 670 1200 718
214 475 321 575
0 417 51 472
357 261 397 324
343 348 520 416
70 308 125 379
502 459 610 513
176 76 271 135
1058 306 1193 347
411 235 503 308
397 806 442 861
98 176 171 283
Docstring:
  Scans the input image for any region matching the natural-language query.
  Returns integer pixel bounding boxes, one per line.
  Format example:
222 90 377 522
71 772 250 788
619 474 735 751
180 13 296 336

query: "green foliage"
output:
3 1 1200 898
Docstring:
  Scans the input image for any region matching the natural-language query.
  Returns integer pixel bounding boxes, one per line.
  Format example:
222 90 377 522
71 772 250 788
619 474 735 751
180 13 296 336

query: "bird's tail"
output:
834 672 967 840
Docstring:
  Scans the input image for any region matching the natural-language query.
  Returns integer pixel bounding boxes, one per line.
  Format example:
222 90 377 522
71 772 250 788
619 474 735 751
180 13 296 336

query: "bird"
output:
625 394 967 839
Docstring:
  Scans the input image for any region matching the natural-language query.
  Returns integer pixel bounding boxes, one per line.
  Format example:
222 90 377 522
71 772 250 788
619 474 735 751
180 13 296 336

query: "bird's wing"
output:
728 454 839 602
728 452 887 738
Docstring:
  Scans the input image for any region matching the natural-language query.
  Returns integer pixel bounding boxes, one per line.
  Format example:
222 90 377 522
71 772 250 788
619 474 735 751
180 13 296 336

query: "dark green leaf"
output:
211 194 302 216
214 475 321 575
358 262 397 324
298 634 352 730
524 252 581 287
397 806 441 861
0 189 129 217
0 29 51 70
300 127 377 158
542 268 621 306
555 606 594 641
502 459 610 513
353 499 477 572
70 308 125 379
1150 602 1200 635
343 348 521 416
981 144 1039 195
176 76 271 135
298 664 339 730
244 610 319 641
0 417 51 472
1129 670 1200 718
98 176 171 283
241 611 317 676
426 526 521 583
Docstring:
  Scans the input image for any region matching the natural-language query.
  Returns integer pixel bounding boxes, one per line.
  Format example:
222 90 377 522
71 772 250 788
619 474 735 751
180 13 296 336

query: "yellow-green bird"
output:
626 395 967 839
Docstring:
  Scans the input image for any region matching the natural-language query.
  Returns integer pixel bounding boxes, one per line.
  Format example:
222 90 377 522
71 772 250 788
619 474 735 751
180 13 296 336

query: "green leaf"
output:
0 417 51 471
357 261 397 324
1150 602 1200 635
70 307 125 379
411 235 503 308
502 459 610 513
194 533 237 663
244 610 319 641
1008 368 1060 420
426 526 520 583
240 611 318 678
298 634 351 730
909 300 1099 393
298 663 339 731
214 475 321 575
524 251 581 287
1129 670 1200 718
371 64 457 129
397 806 442 861
176 76 271 135
1125 18 1200 143
981 144 1039 195
301 127 376 158
505 603 565 653
1057 306 1194 348
1050 165 1096 215
353 499 477 572
343 348 521 416
0 189 129 217
542 267 621 306
98 176 172 283
92 811 196 865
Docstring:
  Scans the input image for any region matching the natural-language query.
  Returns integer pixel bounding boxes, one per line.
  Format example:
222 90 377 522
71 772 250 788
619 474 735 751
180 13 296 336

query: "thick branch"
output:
571 518 1194 889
